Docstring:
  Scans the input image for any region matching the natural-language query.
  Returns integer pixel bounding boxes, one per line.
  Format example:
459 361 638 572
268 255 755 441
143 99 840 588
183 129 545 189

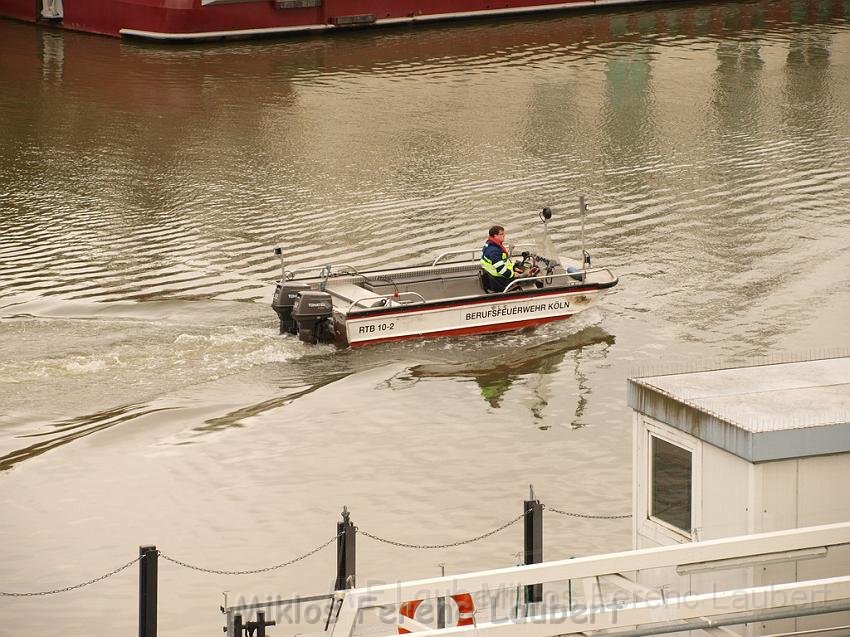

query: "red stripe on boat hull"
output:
347 286 595 320
348 312 572 347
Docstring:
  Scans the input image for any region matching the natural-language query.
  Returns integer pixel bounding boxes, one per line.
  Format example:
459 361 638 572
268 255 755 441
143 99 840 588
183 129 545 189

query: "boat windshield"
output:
518 232 561 270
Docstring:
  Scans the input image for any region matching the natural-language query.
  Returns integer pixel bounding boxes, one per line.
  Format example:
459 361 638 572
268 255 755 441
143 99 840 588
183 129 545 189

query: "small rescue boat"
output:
271 200 618 347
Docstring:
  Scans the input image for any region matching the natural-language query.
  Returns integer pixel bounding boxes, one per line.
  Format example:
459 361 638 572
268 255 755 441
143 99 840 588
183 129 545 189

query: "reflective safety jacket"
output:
480 238 516 292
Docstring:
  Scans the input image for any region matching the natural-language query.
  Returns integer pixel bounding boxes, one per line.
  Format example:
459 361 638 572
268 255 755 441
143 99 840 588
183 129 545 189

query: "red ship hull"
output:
2 0 656 40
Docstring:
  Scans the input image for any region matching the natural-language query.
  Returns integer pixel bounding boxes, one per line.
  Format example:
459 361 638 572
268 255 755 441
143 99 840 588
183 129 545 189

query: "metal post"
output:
437 563 446 628
579 196 586 265
139 545 158 637
579 196 591 277
524 486 543 604
335 506 356 590
274 247 285 281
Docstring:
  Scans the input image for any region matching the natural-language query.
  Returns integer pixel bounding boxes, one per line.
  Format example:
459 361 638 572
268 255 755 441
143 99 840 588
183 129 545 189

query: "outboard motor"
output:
272 282 311 334
291 291 335 344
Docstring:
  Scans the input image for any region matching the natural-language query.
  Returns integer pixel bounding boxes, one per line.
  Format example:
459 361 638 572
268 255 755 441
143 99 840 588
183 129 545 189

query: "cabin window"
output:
650 435 692 534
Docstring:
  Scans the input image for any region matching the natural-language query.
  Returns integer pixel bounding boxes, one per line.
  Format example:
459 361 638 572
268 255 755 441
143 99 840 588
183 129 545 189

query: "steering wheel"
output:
516 252 538 277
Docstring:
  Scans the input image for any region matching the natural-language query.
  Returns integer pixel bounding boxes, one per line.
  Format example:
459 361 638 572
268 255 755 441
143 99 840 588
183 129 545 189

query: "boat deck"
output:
309 258 616 312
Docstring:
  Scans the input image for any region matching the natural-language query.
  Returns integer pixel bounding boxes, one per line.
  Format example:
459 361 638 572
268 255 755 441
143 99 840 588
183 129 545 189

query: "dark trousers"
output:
483 272 510 293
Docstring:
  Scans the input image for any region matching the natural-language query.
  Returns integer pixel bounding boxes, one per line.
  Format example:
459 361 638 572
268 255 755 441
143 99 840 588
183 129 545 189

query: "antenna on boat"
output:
579 196 591 272
579 197 586 261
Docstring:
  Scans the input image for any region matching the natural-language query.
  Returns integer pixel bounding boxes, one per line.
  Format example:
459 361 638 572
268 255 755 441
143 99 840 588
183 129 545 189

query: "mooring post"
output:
138 545 158 637
256 611 276 637
523 485 543 604
335 506 356 590
437 563 446 629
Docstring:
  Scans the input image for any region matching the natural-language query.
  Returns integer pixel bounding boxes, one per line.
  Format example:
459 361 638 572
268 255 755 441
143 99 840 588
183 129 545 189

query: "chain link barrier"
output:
0 554 143 597
1 504 630 595
158 532 341 576
1 534 340 596
548 506 631 520
358 511 527 549
358 504 630 549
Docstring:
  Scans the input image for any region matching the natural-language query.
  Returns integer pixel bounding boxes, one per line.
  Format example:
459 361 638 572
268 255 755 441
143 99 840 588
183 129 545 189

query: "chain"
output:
158 532 341 576
0 554 143 597
359 511 527 549
2 505 629 594
548 506 631 520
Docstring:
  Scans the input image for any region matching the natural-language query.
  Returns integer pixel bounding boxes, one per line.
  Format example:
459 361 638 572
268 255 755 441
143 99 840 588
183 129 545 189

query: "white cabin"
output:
628 354 850 635
227 355 850 637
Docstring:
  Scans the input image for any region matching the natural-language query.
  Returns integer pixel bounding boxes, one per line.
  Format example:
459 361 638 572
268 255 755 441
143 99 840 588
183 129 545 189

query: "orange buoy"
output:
398 593 475 634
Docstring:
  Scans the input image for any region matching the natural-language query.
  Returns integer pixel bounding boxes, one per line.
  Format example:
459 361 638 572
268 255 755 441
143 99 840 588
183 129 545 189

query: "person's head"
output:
488 225 505 240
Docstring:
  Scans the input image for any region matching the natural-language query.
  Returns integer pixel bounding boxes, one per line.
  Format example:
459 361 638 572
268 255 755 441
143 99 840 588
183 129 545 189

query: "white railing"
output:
431 249 482 266
502 267 617 293
322 522 850 637
344 292 427 313
430 245 540 266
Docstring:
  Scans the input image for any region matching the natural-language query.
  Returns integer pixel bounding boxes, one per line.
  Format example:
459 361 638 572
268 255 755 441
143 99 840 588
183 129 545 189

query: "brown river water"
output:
1 0 849 633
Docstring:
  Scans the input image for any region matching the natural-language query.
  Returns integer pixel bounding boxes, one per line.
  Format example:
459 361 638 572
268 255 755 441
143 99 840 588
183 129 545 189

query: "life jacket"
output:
480 238 515 279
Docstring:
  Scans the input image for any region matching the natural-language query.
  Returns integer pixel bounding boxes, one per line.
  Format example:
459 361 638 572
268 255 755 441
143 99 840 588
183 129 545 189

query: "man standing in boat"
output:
481 225 533 292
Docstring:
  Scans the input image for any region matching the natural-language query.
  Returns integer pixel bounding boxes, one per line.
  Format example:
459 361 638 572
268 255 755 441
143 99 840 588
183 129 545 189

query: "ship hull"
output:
3 0 660 40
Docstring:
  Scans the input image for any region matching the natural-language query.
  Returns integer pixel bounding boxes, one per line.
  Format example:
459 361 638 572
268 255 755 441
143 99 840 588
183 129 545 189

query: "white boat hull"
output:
342 286 602 346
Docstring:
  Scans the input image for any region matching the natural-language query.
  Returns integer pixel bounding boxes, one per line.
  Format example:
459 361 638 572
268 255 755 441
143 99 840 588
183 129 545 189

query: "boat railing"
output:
431 249 482 266
283 264 363 281
502 267 616 293
431 244 541 266
345 291 427 314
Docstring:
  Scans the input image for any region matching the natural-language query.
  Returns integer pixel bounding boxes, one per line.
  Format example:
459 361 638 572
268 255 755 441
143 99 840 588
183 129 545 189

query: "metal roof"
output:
627 356 850 462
